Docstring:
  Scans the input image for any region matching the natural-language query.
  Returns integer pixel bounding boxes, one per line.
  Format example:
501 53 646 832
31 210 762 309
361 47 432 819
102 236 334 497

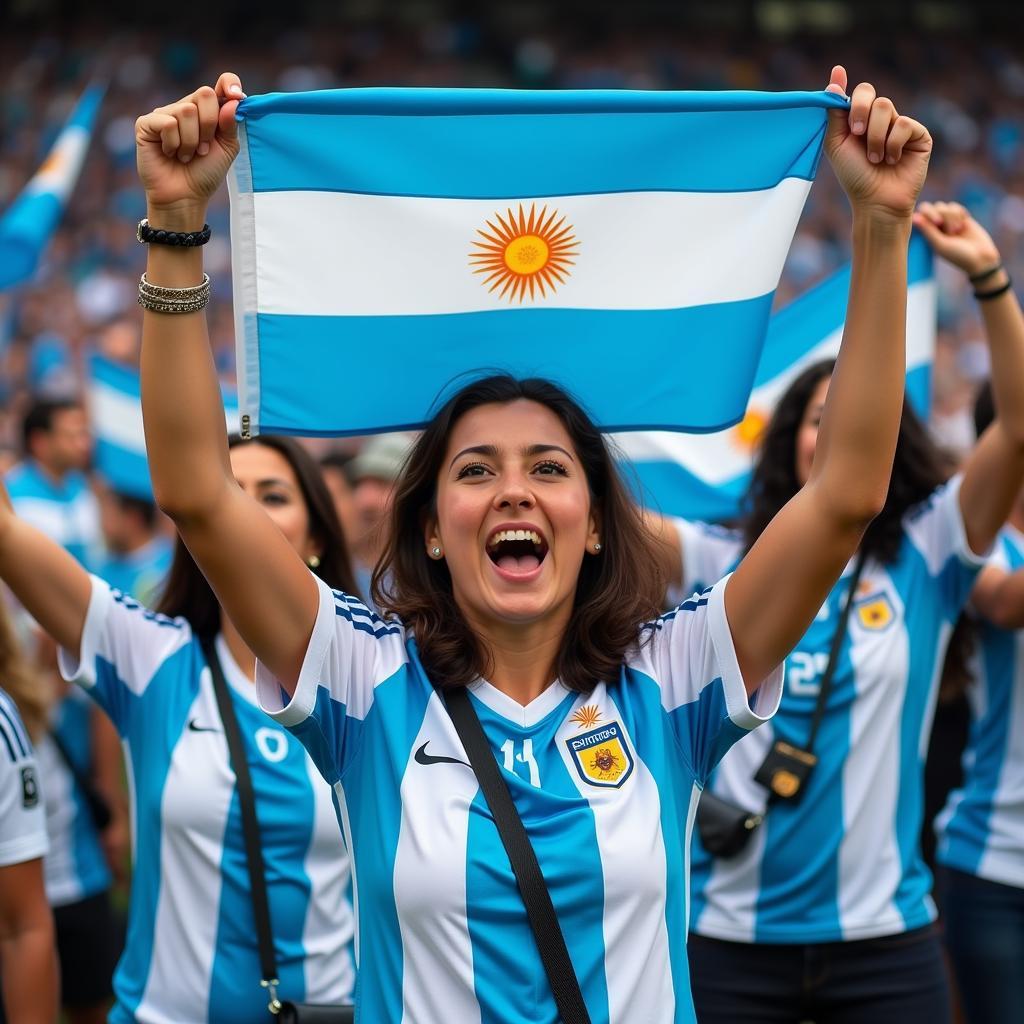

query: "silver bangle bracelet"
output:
137 272 211 314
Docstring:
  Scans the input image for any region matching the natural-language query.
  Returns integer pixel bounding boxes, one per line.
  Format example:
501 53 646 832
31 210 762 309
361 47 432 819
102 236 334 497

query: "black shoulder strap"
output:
201 636 281 1013
804 548 869 754
445 686 592 1024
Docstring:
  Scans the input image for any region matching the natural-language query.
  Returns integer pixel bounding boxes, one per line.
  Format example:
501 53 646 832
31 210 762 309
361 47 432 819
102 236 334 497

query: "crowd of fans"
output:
1 27 1023 461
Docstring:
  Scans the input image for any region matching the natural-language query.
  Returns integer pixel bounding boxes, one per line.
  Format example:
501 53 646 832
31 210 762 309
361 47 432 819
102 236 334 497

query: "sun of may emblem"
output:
469 203 579 302
571 704 602 730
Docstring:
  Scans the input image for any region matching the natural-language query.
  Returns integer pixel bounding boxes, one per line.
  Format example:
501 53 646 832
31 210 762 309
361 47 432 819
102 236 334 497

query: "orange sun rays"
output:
469 203 579 303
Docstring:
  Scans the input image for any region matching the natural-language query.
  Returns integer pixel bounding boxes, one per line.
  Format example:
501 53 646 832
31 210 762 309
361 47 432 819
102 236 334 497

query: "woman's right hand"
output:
135 72 245 227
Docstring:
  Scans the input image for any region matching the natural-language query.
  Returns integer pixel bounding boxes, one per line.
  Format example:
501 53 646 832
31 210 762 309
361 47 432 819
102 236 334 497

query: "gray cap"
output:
349 433 412 483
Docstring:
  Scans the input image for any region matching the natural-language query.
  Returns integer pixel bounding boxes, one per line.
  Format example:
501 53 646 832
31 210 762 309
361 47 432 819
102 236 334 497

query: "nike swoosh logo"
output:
414 741 467 767
188 719 220 734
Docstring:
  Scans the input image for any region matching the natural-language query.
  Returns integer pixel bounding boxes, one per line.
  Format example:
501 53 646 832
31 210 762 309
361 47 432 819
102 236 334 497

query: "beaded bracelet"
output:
136 218 211 247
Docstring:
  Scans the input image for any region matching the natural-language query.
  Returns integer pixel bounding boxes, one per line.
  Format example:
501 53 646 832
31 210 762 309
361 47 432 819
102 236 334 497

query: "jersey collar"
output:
468 677 571 729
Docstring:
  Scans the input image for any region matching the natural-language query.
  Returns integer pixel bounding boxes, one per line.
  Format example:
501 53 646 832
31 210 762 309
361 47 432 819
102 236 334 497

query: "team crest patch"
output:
566 722 634 788
855 592 895 631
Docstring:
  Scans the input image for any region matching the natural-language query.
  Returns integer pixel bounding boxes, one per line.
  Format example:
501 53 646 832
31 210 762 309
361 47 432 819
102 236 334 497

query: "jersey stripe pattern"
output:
257 572 782 1024
937 526 1024 889
58 577 355 1024
678 476 986 943
36 690 112 905
0 688 48 867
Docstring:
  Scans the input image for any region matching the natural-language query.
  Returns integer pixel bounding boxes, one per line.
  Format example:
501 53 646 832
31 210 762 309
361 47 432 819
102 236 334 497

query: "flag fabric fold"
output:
0 85 105 291
614 232 935 522
229 87 847 437
89 355 240 500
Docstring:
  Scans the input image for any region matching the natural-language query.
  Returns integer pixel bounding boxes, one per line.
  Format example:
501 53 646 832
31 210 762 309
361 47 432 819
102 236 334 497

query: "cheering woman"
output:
0 435 358 1023
672 202 1024 1022
134 67 929 1023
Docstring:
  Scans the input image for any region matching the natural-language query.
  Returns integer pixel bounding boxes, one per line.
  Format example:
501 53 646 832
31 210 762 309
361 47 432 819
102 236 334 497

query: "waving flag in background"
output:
89 355 240 500
228 87 847 437
614 232 935 522
0 85 105 290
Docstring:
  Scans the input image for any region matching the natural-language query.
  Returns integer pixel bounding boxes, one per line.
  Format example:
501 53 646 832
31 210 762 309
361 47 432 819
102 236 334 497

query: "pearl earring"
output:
593 542 602 553
307 554 321 568
431 546 443 559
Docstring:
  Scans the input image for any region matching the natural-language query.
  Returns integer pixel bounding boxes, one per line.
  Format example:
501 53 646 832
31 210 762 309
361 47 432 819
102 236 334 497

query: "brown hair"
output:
156 435 358 635
0 603 50 740
373 375 666 693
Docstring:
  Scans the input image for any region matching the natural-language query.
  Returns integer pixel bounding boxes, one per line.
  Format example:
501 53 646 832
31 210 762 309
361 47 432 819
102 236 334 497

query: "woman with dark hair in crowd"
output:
132 63 929 1022
934 381 1024 1024
670 201 1024 1023
0 434 357 1023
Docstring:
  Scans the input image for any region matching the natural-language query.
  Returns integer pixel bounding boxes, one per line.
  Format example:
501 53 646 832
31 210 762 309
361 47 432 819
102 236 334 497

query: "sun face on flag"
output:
469 203 579 302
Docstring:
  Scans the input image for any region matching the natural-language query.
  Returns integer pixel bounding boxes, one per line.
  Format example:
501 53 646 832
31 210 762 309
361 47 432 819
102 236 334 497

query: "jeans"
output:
938 865 1024 1024
688 924 952 1024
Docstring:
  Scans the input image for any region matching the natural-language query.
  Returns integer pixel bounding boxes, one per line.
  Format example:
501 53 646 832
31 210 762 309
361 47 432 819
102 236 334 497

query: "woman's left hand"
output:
911 201 1001 277
824 65 932 224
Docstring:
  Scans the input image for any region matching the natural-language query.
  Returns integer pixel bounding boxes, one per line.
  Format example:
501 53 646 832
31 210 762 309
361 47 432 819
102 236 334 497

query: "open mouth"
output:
486 528 549 574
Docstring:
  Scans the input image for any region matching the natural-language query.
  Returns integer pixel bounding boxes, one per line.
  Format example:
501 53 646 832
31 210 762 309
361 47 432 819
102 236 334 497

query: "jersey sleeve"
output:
256 574 409 784
903 475 990 617
57 575 193 733
0 694 47 867
668 518 744 604
629 575 783 785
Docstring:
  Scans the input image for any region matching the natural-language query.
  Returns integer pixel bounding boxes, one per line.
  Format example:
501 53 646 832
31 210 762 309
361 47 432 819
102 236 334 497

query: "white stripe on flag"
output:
90 378 146 454
251 179 811 316
25 126 92 201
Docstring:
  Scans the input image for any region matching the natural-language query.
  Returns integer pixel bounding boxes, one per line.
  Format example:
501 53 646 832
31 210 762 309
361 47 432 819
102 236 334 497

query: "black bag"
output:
445 686 592 1024
695 791 763 858
203 637 353 1024
696 551 867 855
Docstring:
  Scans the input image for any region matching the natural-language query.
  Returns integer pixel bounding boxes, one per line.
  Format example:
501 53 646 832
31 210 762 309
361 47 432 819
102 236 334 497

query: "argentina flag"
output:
89 354 240 500
0 85 104 290
614 232 936 522
228 88 847 437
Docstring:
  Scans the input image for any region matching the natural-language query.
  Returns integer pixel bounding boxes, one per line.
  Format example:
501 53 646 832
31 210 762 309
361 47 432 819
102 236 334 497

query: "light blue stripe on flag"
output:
615 232 936 522
230 87 846 437
0 85 104 291
89 355 240 500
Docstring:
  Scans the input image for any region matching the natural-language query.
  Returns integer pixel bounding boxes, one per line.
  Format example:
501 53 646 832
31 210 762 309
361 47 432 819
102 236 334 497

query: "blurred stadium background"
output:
1 0 1023 465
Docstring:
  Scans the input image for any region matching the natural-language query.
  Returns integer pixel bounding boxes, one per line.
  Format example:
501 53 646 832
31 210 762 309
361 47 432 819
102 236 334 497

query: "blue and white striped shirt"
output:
937 525 1024 889
257 572 781 1024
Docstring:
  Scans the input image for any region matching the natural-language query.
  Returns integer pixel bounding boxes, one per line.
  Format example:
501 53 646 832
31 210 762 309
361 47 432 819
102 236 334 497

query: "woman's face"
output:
795 376 831 488
427 399 600 634
230 444 321 564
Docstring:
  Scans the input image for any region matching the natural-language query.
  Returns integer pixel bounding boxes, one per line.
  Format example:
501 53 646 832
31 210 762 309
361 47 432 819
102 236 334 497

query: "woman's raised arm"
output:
726 66 932 688
0 479 91 654
913 202 1024 556
137 73 318 690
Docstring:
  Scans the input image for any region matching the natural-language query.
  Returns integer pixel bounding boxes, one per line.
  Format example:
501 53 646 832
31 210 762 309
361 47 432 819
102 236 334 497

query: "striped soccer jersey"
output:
677 476 986 943
0 689 48 868
937 525 1024 889
257 572 782 1024
7 457 109 909
37 689 112 906
58 577 355 1024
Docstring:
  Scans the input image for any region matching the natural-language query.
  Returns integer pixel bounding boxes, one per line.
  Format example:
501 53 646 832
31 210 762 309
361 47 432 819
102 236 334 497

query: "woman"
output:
671 204 1024 1022
0 435 357 1023
0 608 58 1024
134 67 929 1022
935 382 1024 1024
